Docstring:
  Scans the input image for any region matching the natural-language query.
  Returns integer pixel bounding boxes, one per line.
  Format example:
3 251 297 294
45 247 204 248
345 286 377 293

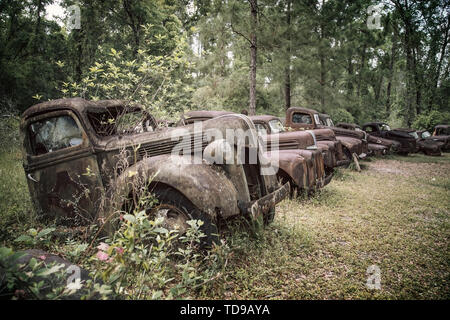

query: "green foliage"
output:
14 228 55 248
412 110 450 131
58 25 194 119
89 207 229 299
0 246 81 299
329 108 355 124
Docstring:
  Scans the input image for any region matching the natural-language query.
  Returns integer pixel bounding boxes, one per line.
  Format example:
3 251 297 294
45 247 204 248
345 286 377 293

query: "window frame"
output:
292 112 313 125
25 110 88 159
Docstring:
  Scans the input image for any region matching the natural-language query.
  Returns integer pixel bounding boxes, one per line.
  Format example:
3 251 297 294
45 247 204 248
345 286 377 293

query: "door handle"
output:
27 173 38 182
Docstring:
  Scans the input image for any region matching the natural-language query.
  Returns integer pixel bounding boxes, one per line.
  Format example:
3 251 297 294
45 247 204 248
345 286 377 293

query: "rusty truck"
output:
20 98 289 244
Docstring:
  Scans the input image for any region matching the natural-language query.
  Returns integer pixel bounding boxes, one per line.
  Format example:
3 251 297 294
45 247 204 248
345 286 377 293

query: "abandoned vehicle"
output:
335 122 394 156
318 113 368 159
432 125 450 151
283 107 363 165
415 130 444 156
249 115 333 188
180 111 327 195
20 98 290 244
362 122 417 155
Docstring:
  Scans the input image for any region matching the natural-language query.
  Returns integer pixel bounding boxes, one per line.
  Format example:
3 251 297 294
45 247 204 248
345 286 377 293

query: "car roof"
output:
362 122 388 127
184 110 235 119
22 98 137 120
394 128 415 133
336 122 360 129
249 115 280 122
435 124 449 129
286 107 319 115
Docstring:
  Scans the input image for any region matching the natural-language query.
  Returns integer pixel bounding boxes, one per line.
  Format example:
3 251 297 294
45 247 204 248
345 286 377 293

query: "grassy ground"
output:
201 153 450 299
1 130 449 299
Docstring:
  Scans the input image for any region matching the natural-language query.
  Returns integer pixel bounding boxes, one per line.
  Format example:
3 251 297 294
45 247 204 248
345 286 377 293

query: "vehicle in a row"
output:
361 122 417 155
283 107 364 165
335 122 397 156
180 111 328 196
20 98 290 244
432 125 450 151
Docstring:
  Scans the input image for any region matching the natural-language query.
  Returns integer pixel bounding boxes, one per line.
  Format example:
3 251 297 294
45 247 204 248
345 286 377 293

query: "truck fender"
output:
336 136 359 155
104 154 241 222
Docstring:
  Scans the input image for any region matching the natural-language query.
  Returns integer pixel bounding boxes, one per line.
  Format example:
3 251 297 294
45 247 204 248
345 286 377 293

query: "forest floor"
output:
200 153 450 299
1 137 449 299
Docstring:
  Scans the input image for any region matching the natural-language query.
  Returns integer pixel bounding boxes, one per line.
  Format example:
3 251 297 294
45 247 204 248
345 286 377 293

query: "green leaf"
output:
36 264 65 277
123 215 136 223
151 290 163 299
14 235 32 243
37 227 55 239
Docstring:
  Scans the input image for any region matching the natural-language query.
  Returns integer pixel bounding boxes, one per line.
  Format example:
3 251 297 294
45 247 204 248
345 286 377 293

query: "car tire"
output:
150 187 219 247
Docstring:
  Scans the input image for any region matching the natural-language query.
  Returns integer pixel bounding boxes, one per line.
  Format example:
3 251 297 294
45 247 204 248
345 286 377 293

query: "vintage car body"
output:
335 122 392 156
416 130 444 156
284 107 362 165
432 125 450 151
250 115 332 187
20 98 289 238
181 111 326 193
318 114 368 159
362 122 417 155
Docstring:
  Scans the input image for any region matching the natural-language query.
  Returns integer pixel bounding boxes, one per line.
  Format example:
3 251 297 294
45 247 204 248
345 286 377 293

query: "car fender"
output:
103 154 240 223
336 136 362 155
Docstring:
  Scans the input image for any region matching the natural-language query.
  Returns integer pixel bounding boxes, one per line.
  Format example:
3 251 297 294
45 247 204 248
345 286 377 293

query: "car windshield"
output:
421 131 431 138
88 106 156 136
292 113 313 124
381 124 391 131
325 118 334 127
268 119 285 133
408 131 419 139
254 123 268 136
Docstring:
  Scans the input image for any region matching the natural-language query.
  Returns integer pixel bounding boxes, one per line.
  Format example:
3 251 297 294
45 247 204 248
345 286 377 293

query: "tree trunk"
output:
386 31 397 113
429 15 449 109
123 0 140 55
319 7 326 111
284 0 291 110
249 0 258 116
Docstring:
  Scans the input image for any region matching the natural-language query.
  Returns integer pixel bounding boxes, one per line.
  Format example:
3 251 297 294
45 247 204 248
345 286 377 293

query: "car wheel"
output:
149 188 219 247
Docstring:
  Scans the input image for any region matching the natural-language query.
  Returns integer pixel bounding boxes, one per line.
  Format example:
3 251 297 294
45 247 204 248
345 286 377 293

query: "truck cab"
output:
284 107 362 165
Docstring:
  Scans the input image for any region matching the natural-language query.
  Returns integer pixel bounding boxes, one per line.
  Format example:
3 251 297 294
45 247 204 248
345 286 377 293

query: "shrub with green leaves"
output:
412 110 450 131
329 108 355 124
89 209 229 300
57 24 194 119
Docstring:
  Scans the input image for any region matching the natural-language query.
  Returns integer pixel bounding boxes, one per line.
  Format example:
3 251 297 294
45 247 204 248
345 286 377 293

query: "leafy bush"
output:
15 228 55 248
57 24 194 119
89 208 229 299
329 108 355 124
412 110 450 131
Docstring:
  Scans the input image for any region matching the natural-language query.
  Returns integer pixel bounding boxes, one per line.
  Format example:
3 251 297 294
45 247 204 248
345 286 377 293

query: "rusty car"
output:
318 113 368 160
20 98 290 244
180 111 327 195
361 122 417 155
432 125 450 151
335 122 398 156
283 107 361 166
415 130 444 156
249 115 334 187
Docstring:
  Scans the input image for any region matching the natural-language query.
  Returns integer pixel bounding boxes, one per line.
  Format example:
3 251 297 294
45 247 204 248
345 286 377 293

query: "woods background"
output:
0 0 449 129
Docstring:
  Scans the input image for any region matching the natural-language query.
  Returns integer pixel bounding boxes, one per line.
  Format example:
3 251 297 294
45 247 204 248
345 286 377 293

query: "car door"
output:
23 110 104 224
364 125 381 138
